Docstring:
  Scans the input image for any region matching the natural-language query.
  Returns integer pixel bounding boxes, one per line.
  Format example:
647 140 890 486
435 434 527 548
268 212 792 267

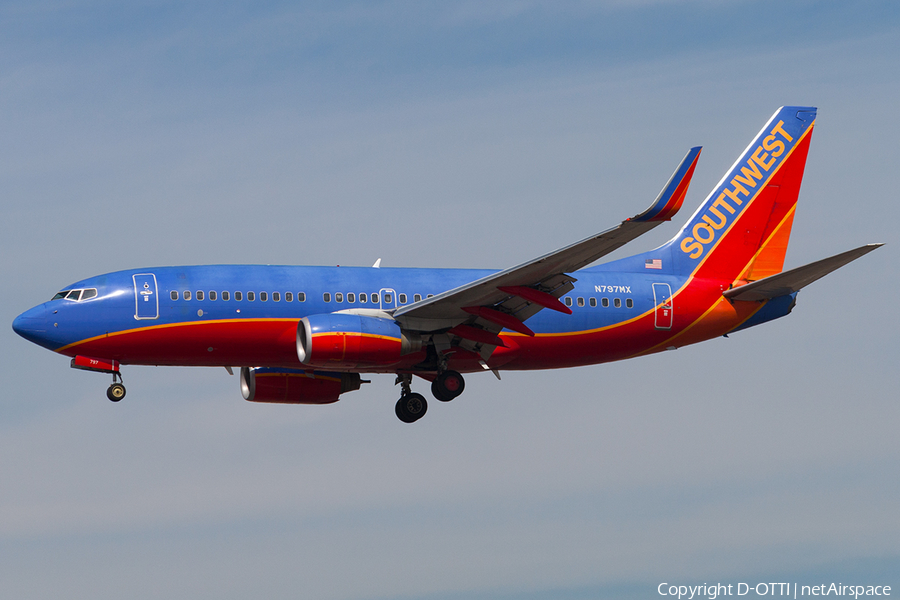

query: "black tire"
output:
107 383 126 402
432 370 465 402
395 393 427 423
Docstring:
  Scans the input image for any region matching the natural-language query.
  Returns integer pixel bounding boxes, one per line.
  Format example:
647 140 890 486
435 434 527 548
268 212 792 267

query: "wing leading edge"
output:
393 147 702 338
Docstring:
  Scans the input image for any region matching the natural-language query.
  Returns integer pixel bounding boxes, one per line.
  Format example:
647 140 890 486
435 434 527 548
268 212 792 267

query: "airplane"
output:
12 106 882 423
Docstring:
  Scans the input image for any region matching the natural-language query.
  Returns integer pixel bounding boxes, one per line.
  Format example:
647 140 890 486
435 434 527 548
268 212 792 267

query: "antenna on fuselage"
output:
372 258 382 268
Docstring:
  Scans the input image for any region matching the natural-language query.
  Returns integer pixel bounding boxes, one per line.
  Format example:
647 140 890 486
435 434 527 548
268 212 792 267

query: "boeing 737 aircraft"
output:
13 107 882 422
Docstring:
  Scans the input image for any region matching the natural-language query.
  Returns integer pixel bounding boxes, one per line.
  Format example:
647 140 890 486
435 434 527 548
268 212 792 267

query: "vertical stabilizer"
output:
667 107 816 282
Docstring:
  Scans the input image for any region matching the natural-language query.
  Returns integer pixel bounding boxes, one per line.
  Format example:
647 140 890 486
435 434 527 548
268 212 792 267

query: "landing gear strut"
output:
394 373 427 423
107 372 126 402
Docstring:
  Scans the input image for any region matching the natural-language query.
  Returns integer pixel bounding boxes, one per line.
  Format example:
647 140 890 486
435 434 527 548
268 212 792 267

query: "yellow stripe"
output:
310 332 401 343
626 296 765 358
686 121 815 279
501 305 657 339
56 317 300 353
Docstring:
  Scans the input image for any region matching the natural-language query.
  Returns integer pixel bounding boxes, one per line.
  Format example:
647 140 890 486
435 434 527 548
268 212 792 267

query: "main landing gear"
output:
432 370 465 402
395 391 427 423
394 370 466 423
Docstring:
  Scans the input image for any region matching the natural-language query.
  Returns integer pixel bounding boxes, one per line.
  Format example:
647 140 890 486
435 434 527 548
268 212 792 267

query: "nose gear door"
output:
133 273 159 320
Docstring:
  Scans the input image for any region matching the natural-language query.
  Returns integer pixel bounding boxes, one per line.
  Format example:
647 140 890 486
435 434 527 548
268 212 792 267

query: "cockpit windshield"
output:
51 288 98 302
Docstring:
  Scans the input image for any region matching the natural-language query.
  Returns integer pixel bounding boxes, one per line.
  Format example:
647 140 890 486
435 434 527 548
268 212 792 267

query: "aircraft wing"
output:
723 243 883 302
393 147 702 340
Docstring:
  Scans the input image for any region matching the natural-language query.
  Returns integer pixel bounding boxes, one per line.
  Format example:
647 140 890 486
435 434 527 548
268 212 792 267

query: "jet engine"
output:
296 313 421 369
240 367 363 404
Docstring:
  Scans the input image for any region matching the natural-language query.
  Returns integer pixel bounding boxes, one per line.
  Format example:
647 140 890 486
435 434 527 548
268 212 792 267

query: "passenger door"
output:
652 282 673 330
133 273 159 320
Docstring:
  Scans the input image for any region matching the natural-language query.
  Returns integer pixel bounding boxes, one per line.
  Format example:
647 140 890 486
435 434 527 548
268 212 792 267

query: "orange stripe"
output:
56 317 300 353
737 203 797 281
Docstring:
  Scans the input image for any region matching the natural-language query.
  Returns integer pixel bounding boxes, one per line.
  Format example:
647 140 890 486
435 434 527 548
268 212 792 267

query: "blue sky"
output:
2 2 899 599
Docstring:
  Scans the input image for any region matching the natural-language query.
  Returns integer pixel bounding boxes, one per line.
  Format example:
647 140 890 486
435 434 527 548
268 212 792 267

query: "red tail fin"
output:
667 107 816 283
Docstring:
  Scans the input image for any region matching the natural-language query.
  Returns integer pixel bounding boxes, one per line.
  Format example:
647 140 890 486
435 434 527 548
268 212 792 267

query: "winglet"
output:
631 146 702 222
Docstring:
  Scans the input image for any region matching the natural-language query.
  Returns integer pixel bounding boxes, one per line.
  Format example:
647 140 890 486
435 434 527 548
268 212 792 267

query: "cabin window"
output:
577 297 585 307
81 289 97 300
273 292 280 302
601 297 609 307
183 290 191 301
614 298 621 308
347 292 355 303
565 297 573 307
196 290 204 301
399 293 407 304
626 298 633 308
359 292 367 303
285 292 292 302
171 291 178 301
384 293 392 304
371 293 379 304
298 292 306 302
209 291 217 301
222 291 230 301
260 292 268 302
323 293 331 302
335 292 343 303
589 297 597 307
414 294 422 302
66 290 82 301
248 291 255 301
235 291 242 301
427 294 434 299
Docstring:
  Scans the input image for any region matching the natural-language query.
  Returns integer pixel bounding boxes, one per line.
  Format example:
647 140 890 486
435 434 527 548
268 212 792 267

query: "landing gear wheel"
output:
395 393 427 423
107 383 126 402
432 370 465 402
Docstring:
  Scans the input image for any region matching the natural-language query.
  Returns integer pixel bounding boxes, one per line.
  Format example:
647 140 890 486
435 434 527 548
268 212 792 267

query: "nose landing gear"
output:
70 356 127 403
107 382 126 402
106 372 126 402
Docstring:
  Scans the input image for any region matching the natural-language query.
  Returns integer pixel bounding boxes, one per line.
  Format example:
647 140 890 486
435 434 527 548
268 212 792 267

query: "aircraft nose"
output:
12 306 51 345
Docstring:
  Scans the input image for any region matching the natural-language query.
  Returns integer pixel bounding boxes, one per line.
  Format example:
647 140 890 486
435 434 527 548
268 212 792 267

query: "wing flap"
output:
723 243 883 302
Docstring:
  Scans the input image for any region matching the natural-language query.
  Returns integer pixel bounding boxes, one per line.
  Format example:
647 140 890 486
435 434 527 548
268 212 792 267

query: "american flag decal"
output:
645 258 662 269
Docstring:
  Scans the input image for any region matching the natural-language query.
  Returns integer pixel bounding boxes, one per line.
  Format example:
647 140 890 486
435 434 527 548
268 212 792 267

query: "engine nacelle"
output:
296 313 420 369
240 367 362 404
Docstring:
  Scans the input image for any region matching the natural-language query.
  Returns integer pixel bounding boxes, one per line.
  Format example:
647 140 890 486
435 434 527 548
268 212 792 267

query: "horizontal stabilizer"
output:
723 243 883 302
